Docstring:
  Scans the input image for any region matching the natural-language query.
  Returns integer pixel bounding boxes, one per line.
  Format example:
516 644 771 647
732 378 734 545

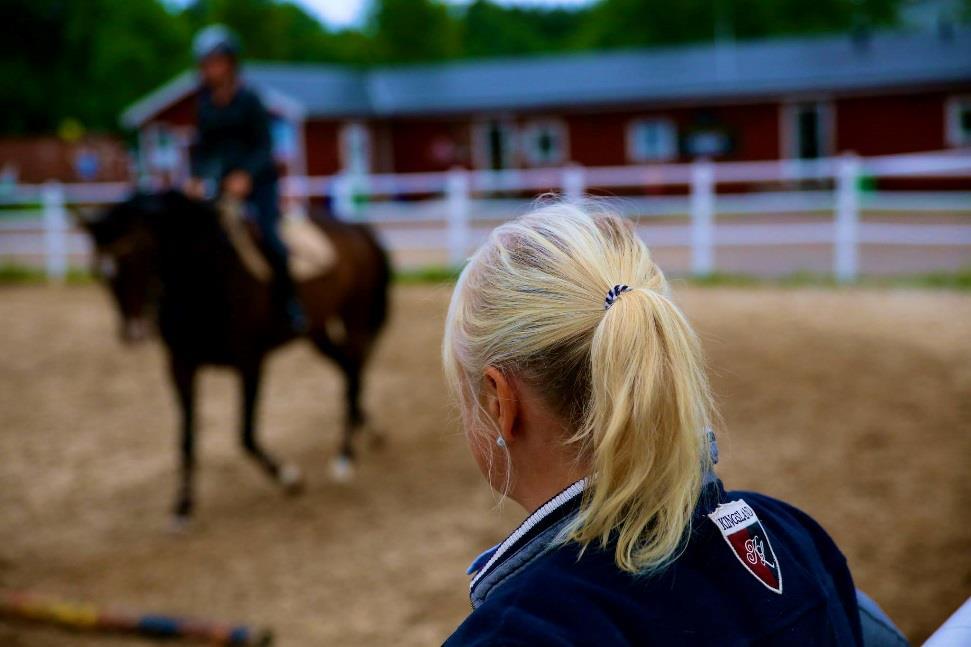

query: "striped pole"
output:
0 590 272 645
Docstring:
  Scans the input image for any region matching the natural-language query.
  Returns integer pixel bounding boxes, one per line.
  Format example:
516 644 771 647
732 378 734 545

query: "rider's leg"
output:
249 183 306 330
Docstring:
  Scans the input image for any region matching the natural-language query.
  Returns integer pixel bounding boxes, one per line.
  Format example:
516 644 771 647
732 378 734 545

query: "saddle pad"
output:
219 200 337 282
281 209 338 281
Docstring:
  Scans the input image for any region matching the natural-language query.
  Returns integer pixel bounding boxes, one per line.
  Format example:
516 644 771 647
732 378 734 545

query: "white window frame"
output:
626 118 678 162
520 118 568 167
946 95 971 147
781 100 835 160
472 118 517 170
339 121 371 175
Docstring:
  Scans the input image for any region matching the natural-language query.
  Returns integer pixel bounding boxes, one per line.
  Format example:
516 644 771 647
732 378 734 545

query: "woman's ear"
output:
483 366 519 445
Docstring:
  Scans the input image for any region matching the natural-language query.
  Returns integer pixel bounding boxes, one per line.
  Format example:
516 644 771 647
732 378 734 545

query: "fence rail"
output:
1 150 969 282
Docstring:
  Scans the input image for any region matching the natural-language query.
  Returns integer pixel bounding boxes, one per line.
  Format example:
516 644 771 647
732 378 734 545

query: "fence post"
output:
446 167 470 267
690 159 715 276
562 164 586 203
332 172 356 220
834 154 860 283
42 181 68 283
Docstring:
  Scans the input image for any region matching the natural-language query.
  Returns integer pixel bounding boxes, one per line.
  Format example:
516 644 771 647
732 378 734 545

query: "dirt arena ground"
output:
1 283 968 645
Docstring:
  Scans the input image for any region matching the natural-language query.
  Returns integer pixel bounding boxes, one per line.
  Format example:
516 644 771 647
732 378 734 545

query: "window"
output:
946 96 971 147
685 129 732 157
785 101 833 160
473 119 516 170
521 119 567 166
339 122 371 175
627 119 678 162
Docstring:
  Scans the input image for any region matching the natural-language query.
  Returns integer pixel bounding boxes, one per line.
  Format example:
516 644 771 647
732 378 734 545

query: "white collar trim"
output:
470 478 588 589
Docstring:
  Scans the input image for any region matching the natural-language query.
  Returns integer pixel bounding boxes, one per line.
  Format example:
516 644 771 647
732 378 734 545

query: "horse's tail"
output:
358 224 392 333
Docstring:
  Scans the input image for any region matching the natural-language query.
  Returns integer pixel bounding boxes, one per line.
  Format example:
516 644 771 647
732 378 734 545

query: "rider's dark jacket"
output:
189 85 277 188
445 478 864 646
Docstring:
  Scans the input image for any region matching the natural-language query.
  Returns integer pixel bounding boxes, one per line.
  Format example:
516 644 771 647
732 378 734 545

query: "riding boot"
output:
246 183 306 333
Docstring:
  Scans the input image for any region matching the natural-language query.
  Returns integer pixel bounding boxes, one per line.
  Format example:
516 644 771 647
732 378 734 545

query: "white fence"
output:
1 150 970 281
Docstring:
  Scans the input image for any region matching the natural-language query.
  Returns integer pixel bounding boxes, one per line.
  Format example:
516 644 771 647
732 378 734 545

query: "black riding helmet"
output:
192 24 241 62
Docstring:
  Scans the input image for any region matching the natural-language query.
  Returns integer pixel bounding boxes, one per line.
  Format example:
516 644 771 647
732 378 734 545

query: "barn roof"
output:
121 28 971 127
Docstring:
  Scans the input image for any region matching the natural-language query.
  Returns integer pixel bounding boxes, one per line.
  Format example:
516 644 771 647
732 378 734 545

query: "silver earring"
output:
496 436 506 448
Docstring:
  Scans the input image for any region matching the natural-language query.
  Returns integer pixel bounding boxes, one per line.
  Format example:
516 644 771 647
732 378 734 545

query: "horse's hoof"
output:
279 463 305 495
329 456 355 483
168 514 192 535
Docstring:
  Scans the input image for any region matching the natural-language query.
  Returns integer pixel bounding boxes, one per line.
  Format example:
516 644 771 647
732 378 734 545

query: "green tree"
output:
0 1 67 133
460 0 586 57
0 0 189 134
576 0 901 49
365 0 459 64
82 1 191 129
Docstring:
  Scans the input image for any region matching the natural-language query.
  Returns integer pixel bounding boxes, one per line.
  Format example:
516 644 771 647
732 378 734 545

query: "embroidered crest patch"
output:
708 499 783 594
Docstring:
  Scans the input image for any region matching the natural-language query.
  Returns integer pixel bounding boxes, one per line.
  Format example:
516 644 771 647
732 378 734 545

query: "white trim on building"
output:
340 121 372 175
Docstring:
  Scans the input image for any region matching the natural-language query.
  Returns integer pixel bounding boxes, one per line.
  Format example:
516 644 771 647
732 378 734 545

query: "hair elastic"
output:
604 284 632 310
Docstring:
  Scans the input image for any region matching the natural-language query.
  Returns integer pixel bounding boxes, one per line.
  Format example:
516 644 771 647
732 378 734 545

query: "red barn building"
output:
0 135 131 184
121 28 971 183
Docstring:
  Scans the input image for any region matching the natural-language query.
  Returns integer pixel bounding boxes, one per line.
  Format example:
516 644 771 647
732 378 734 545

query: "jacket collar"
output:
466 471 723 607
467 435 721 605
469 480 587 585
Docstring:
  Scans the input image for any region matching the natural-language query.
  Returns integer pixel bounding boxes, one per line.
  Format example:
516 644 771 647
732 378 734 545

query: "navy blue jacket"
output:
445 480 862 646
190 85 277 187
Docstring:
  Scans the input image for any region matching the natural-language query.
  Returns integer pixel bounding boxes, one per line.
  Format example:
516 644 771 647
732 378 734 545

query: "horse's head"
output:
80 192 168 344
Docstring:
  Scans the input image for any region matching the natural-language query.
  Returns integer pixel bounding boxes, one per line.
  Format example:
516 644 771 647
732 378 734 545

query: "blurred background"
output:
1 0 969 645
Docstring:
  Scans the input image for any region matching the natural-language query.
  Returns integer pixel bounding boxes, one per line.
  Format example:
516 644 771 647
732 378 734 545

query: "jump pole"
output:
0 590 273 645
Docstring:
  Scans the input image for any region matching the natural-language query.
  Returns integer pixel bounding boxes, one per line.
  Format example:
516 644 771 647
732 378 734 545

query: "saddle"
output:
217 199 337 282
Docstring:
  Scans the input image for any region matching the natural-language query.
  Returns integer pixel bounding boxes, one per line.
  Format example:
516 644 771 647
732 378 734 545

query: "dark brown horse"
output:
81 190 390 524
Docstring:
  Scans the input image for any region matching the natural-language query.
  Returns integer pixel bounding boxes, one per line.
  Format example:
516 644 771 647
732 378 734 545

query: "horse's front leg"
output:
170 355 197 527
331 361 362 482
239 361 303 494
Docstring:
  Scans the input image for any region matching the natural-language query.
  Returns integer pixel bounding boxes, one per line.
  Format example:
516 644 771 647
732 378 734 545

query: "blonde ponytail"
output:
443 199 715 574
573 285 713 571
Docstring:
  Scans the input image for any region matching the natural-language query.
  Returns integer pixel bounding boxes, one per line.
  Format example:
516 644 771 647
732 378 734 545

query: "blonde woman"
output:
442 203 903 646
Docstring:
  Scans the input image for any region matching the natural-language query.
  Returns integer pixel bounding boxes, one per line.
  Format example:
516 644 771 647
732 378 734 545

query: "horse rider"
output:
184 25 305 331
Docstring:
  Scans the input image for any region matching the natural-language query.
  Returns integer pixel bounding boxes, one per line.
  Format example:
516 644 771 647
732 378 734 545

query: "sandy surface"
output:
0 284 968 645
